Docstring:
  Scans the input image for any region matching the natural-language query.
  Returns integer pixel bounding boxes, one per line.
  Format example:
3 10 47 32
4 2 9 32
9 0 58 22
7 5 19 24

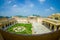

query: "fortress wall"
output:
0 29 60 40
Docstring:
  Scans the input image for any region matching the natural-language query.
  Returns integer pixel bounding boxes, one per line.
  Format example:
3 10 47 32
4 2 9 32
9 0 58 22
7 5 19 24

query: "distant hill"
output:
0 16 10 18
15 15 27 18
32 14 41 17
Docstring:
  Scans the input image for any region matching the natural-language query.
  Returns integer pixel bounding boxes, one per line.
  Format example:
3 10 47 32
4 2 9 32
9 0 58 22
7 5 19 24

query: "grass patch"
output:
7 23 32 34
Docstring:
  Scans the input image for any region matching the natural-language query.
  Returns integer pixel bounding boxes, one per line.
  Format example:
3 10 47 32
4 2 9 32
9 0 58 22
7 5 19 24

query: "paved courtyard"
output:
32 22 51 34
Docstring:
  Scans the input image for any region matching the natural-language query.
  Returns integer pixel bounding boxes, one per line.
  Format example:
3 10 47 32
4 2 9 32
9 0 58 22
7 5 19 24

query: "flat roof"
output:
43 18 60 25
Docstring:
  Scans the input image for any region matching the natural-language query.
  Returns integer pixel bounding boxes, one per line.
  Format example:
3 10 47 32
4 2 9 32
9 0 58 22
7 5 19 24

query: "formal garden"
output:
7 23 32 34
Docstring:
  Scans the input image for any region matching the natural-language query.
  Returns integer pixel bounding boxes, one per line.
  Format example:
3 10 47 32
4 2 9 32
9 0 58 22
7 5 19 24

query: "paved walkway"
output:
32 22 51 34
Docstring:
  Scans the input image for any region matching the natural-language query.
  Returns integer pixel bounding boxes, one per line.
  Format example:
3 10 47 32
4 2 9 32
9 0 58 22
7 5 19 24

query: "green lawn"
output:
7 23 32 34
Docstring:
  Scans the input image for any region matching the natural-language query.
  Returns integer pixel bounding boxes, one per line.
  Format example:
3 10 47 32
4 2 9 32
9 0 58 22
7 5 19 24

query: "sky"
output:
0 0 60 17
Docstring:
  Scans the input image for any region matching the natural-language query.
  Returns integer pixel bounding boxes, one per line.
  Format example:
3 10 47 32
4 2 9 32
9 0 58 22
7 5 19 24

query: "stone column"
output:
48 23 50 28
50 24 52 30
54 25 56 31
59 26 60 30
44 22 46 26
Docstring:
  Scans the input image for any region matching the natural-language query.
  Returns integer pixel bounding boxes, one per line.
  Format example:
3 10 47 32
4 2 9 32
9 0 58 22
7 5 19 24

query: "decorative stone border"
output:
13 26 26 32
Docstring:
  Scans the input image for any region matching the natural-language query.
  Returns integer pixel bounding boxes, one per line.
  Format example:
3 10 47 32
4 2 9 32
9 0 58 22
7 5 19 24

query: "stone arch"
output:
2 24 5 29
42 21 44 25
10 22 11 25
55 17 58 20
57 25 60 30
51 25 54 30
48 23 50 28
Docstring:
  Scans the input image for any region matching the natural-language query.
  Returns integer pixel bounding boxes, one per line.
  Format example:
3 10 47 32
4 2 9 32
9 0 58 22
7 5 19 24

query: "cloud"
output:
1 0 37 16
8 1 12 4
29 3 34 8
39 0 46 3
50 7 55 10
12 4 17 7
45 7 55 12
24 10 28 13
